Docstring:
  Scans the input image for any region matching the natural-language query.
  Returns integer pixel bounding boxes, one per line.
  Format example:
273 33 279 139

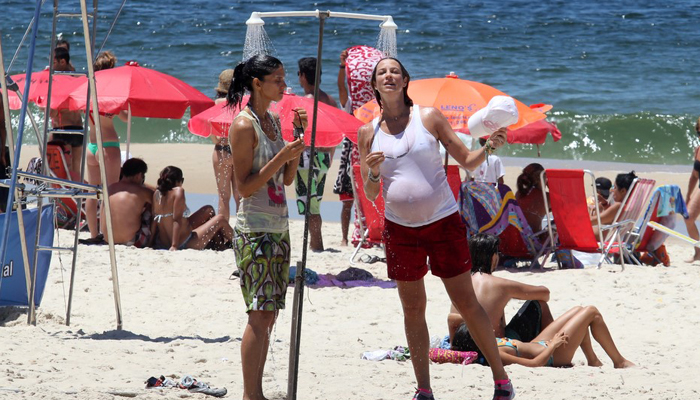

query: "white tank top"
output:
371 105 457 227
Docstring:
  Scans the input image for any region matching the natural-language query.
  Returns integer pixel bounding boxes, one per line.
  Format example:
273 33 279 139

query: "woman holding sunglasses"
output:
357 57 513 400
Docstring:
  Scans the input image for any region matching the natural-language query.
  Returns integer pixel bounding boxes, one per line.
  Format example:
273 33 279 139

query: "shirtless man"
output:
448 233 554 351
101 158 154 247
50 47 84 177
295 57 337 251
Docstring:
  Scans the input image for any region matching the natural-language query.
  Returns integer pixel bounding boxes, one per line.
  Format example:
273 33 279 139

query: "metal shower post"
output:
243 10 397 400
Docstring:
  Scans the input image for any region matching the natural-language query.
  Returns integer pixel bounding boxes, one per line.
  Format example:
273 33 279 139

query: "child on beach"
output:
227 54 305 400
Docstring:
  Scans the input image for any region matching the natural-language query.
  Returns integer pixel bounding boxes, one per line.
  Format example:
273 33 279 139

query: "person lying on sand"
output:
483 305 634 368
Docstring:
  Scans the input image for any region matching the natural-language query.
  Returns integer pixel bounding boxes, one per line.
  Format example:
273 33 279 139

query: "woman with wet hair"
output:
357 57 514 400
227 54 305 400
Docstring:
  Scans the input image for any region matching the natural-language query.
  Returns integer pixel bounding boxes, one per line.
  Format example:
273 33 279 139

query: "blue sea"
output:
3 0 700 165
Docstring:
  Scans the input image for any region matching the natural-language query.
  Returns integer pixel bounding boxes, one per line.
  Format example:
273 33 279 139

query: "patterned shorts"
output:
295 150 331 215
233 228 290 312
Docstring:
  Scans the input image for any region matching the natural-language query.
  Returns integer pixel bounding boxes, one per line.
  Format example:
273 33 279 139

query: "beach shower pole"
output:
243 10 397 400
287 11 329 400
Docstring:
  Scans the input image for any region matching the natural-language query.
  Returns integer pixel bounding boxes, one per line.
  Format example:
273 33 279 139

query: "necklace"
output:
384 108 409 122
248 106 279 141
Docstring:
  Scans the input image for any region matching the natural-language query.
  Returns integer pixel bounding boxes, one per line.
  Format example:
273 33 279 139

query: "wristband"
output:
367 169 381 183
339 64 346 68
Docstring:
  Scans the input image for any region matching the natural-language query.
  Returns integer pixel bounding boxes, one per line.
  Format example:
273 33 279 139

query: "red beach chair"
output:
45 143 85 230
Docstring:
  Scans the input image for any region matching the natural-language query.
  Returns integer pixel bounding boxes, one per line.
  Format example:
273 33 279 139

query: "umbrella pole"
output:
125 104 131 160
287 11 328 400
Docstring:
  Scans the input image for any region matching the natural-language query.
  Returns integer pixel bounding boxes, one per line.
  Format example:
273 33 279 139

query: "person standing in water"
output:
357 57 514 400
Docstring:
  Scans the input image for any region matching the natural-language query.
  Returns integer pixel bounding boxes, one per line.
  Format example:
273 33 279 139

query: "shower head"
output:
246 12 265 26
380 16 397 30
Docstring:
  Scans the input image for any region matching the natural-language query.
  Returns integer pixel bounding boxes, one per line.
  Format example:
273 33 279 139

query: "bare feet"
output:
685 254 700 264
341 239 348 246
614 359 636 369
588 358 603 367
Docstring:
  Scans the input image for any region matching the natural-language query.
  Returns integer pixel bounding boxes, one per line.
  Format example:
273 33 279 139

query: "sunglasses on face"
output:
63 148 72 155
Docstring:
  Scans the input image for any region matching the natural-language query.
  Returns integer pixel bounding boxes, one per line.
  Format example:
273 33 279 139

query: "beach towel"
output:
428 348 479 365
346 46 384 246
345 45 384 112
459 181 539 257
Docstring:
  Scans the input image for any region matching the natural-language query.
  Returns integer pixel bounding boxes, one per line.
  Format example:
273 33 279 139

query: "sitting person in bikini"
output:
590 171 638 237
515 163 547 232
151 166 234 251
448 233 554 354
101 158 154 248
489 305 634 368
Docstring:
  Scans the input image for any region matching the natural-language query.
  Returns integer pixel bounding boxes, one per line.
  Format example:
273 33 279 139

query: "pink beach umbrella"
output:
188 92 363 148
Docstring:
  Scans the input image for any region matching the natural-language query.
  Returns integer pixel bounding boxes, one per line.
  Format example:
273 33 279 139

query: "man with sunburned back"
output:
101 158 154 248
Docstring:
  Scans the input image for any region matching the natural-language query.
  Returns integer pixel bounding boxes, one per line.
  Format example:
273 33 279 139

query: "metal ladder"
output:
0 0 123 330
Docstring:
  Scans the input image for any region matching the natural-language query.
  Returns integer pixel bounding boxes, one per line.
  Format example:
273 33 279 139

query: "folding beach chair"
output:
596 177 655 268
541 169 608 269
459 181 546 268
45 143 86 230
624 185 687 266
349 164 385 264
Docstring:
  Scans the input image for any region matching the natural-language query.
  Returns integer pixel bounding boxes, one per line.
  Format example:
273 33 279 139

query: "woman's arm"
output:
592 202 620 226
337 50 349 109
169 188 188 251
688 147 700 203
498 341 559 368
230 117 304 196
422 107 507 171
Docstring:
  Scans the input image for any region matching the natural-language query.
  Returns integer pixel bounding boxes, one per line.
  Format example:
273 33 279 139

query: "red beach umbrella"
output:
507 119 561 145
8 69 86 110
60 61 213 119
187 92 362 147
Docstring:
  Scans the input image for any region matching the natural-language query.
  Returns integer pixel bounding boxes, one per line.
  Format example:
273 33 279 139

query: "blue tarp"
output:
0 206 54 306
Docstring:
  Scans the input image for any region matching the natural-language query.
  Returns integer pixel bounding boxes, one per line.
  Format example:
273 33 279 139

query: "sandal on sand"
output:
79 234 106 245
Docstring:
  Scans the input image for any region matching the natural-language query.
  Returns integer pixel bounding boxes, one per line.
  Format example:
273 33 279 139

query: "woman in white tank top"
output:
357 58 515 400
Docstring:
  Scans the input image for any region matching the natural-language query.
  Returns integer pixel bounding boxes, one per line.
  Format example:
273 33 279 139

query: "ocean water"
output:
3 0 700 165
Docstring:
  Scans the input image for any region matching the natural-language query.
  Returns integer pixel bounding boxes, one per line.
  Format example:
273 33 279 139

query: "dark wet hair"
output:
297 57 319 85
452 323 480 352
516 163 544 196
54 47 70 63
56 39 70 51
120 158 147 179
615 171 637 192
226 54 284 110
371 57 413 110
157 166 183 194
468 233 500 275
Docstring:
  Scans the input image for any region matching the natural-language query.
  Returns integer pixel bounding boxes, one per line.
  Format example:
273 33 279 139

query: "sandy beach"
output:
2 143 699 399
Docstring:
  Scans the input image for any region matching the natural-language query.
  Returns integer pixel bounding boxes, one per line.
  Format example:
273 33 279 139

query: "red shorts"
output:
383 212 471 281
339 192 353 202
